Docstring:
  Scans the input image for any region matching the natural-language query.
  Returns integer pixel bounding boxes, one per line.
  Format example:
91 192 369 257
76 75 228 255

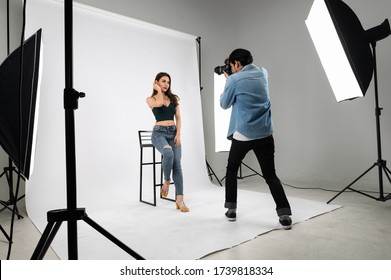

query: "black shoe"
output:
279 215 292 230
225 210 236 222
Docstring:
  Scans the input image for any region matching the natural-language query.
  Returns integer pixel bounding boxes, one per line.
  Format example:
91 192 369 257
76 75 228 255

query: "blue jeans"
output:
225 135 291 217
151 125 183 196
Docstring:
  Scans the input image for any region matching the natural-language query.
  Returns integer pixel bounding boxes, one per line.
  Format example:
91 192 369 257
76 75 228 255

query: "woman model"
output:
146 72 189 212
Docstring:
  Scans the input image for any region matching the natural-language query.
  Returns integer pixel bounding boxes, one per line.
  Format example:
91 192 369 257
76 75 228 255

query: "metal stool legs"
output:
138 130 174 206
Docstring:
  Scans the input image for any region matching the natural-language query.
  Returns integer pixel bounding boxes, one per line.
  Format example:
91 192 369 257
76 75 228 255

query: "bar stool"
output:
138 130 174 206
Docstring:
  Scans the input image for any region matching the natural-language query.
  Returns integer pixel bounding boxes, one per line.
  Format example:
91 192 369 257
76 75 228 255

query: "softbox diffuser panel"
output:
214 73 231 152
0 29 42 179
306 0 373 102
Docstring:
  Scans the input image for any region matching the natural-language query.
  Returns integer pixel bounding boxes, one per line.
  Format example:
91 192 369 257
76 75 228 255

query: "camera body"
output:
214 58 232 76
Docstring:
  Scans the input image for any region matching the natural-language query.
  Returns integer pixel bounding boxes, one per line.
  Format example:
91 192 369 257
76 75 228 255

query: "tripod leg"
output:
31 221 62 260
382 165 391 200
206 160 222 186
0 168 24 219
383 165 391 184
82 213 144 260
0 224 11 243
241 162 264 179
327 164 376 204
14 195 25 219
238 163 243 179
0 202 24 219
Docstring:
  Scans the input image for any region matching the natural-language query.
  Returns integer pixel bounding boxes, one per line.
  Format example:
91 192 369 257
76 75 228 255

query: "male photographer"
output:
219 48 292 229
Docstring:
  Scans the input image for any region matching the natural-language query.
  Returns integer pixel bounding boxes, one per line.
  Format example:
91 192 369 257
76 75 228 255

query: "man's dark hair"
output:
228 48 253 66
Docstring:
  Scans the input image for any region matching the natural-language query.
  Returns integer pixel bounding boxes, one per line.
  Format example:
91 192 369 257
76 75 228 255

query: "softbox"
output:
0 29 42 179
306 0 374 102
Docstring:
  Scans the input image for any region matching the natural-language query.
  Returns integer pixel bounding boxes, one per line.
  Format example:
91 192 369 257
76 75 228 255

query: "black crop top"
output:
152 103 176 121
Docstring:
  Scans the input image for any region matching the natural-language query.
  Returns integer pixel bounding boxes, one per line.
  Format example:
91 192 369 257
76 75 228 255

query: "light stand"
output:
0 158 24 219
221 161 263 182
306 0 391 203
237 162 263 180
31 0 144 260
206 160 222 186
0 0 26 259
0 160 16 256
328 36 391 203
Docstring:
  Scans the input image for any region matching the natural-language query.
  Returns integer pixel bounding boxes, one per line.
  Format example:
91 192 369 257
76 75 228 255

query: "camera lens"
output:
214 59 232 76
214 66 224 75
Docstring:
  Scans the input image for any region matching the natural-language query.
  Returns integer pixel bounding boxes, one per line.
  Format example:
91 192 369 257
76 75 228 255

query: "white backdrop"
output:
25 0 206 243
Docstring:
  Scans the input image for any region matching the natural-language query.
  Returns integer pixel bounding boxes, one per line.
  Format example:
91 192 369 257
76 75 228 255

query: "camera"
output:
214 58 232 76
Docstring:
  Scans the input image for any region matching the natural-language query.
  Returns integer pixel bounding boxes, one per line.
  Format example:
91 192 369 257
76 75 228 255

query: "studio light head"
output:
306 0 390 102
366 19 390 44
0 29 42 179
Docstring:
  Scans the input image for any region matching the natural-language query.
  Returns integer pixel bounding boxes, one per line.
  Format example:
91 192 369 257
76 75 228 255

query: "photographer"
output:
219 48 292 229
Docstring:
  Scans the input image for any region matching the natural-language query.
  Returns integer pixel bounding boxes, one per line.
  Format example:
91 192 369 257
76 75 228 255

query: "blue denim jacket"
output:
220 64 274 140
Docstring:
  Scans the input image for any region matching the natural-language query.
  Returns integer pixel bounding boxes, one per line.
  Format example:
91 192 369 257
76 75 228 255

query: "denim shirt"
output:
220 64 274 140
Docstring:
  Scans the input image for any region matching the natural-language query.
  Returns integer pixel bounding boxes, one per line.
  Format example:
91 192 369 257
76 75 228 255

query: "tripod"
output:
206 159 222 186
0 158 24 219
237 162 263 180
328 41 391 204
221 161 264 182
0 159 23 250
31 0 144 260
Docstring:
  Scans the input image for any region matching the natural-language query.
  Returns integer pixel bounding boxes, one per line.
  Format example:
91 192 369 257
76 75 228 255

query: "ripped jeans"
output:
151 125 183 196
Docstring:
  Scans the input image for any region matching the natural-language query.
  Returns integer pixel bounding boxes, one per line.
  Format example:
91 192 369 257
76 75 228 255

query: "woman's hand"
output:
174 134 181 147
153 81 161 92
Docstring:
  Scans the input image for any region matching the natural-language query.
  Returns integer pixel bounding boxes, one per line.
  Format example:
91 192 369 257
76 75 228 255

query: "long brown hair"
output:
151 72 179 106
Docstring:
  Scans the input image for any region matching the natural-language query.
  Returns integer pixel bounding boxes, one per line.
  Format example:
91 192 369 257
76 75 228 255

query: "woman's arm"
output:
146 82 164 108
174 102 182 147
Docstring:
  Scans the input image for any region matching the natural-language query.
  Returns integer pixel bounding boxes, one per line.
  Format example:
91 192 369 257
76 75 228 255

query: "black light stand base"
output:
327 160 391 204
206 159 222 186
221 162 264 182
0 165 24 219
238 162 263 180
0 224 11 243
327 41 391 204
0 200 24 219
31 208 144 260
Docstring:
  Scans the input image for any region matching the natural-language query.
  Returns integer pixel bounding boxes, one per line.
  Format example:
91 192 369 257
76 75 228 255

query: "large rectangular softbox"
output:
0 29 42 179
305 0 374 102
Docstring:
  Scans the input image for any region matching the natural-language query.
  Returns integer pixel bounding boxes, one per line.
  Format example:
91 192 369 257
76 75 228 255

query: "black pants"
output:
224 135 291 217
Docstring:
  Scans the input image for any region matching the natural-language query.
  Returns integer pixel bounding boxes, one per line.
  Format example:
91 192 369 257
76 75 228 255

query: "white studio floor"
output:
49 182 340 260
3 175 391 260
